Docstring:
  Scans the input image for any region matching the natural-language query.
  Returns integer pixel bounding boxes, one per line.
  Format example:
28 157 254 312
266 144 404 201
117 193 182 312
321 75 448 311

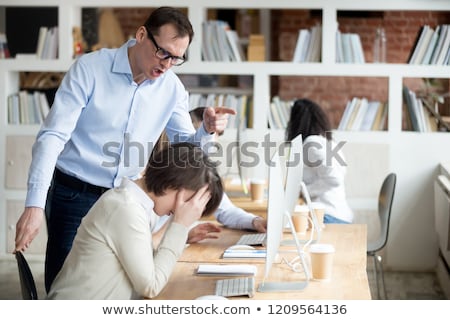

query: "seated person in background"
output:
286 98 353 224
153 107 267 243
47 143 223 299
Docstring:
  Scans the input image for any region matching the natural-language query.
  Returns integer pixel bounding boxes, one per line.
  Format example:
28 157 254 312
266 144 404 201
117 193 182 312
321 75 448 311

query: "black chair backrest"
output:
15 251 38 300
376 173 397 251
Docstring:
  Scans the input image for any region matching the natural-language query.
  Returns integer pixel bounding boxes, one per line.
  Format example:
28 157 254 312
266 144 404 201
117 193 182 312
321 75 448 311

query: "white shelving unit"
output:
1 0 450 272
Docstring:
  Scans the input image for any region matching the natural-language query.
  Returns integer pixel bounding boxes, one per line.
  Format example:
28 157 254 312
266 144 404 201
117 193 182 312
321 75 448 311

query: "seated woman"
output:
286 98 353 224
47 142 223 299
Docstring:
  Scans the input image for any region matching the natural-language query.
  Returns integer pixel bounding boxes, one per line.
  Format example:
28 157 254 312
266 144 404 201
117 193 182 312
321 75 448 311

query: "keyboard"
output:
215 277 255 298
236 233 266 246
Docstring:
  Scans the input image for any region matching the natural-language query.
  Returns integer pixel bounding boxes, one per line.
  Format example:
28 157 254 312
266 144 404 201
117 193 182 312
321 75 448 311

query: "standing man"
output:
14 6 234 292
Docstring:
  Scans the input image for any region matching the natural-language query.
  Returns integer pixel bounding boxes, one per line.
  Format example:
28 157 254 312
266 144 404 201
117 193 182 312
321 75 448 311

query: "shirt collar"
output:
112 39 135 76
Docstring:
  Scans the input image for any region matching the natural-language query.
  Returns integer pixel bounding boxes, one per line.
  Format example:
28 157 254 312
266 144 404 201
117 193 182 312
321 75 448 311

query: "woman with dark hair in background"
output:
286 98 353 224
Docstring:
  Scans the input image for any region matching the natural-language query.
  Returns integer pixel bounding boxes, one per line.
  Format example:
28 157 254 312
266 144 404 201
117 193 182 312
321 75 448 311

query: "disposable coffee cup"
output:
292 204 309 234
310 202 326 229
250 179 265 202
309 243 335 281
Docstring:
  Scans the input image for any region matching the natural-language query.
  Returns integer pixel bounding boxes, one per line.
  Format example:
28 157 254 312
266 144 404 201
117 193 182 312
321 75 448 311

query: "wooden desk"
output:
155 224 371 300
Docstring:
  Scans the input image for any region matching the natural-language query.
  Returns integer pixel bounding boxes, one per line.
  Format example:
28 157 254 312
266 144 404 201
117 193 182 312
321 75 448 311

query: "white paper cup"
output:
292 204 309 234
310 201 326 229
309 243 335 281
250 179 265 202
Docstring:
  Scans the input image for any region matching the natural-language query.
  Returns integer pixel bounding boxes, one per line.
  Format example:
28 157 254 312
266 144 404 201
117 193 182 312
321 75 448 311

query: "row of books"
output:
7 91 50 125
408 24 450 65
335 31 365 63
188 92 251 129
292 25 322 63
402 86 438 132
202 20 245 62
268 96 294 129
35 26 59 59
338 97 388 131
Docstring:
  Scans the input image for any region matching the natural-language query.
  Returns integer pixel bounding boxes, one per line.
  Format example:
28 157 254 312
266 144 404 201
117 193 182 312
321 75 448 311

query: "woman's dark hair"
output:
144 142 222 217
285 98 332 142
144 6 194 44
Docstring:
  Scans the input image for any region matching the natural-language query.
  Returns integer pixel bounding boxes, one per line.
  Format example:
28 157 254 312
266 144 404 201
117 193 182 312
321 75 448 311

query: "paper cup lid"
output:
250 178 266 184
311 202 326 209
309 243 335 253
294 204 309 213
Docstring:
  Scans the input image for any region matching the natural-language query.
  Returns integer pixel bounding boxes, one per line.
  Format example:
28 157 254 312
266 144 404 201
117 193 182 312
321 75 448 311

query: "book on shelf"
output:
268 99 283 129
338 98 357 130
338 97 386 131
360 101 381 131
202 20 243 62
350 33 365 63
349 98 369 130
409 24 450 65
402 86 420 131
402 86 440 132
371 102 388 131
335 30 345 63
267 96 293 129
408 25 428 64
434 25 450 65
292 25 321 63
225 29 245 62
36 26 48 58
409 25 434 65
292 29 311 63
336 32 365 63
7 94 19 124
0 33 11 59
430 25 447 64
305 25 322 62
8 91 50 125
34 26 59 59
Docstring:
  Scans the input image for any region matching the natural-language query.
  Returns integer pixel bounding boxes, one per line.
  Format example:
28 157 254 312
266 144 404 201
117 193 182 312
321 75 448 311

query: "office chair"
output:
15 251 39 300
367 172 396 300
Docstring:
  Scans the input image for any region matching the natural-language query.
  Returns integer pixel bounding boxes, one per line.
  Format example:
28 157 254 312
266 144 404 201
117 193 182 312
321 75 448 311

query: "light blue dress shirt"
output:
26 39 211 208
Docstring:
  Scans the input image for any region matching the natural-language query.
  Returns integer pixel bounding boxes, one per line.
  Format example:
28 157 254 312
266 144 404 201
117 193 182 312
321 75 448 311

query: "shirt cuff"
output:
25 186 48 209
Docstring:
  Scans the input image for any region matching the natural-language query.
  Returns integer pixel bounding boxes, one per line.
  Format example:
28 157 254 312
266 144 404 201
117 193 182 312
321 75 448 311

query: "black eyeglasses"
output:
146 28 186 66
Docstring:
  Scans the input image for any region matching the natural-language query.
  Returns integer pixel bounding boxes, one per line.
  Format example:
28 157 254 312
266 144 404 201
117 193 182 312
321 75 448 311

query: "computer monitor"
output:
257 150 309 292
283 134 303 223
282 133 322 245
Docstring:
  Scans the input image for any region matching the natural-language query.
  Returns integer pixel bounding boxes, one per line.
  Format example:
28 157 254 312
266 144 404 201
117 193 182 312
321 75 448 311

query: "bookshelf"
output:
0 1 450 274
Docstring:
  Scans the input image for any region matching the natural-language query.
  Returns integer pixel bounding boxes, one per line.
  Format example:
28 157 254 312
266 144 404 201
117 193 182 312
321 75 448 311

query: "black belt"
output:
54 168 109 196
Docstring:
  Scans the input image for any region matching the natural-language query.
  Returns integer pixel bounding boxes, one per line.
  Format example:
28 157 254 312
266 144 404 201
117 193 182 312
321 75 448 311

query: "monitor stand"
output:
282 182 322 246
257 211 309 292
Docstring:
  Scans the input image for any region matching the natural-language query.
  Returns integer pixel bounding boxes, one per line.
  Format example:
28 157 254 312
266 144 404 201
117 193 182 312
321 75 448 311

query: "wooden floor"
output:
0 257 446 300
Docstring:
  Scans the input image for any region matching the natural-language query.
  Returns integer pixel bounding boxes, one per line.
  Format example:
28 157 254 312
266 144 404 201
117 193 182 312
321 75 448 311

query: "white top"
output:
46 178 189 300
303 135 353 223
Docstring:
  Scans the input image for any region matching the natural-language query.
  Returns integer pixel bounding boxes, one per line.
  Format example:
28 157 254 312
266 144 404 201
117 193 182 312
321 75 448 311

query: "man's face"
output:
136 24 189 80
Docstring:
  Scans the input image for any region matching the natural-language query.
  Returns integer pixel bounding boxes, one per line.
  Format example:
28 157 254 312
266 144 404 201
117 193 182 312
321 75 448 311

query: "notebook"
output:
196 264 257 276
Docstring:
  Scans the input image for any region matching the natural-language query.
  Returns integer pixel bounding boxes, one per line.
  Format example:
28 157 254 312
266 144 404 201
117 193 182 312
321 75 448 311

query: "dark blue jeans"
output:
44 179 101 293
